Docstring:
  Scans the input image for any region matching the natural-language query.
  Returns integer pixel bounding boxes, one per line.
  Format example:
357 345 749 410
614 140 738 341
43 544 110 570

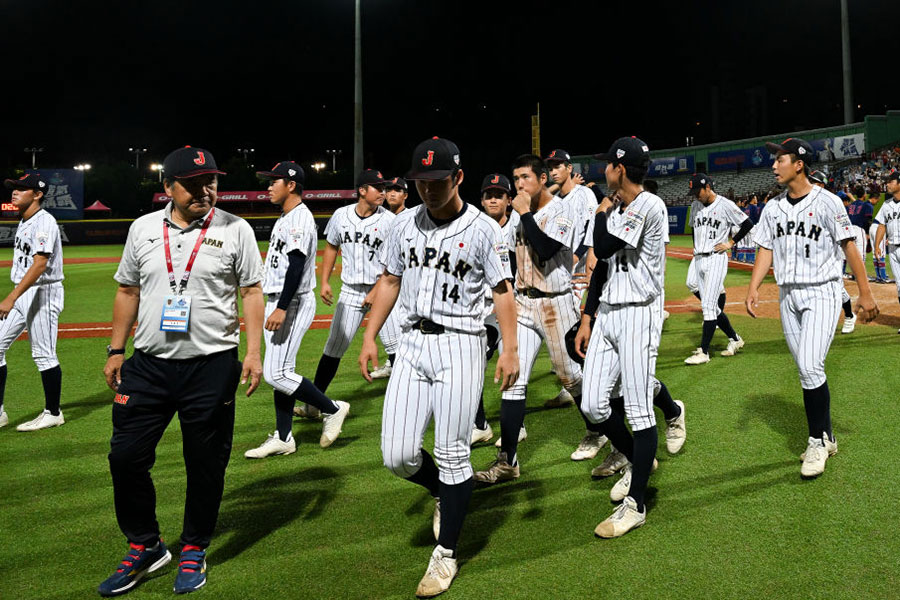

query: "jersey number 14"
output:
441 283 460 303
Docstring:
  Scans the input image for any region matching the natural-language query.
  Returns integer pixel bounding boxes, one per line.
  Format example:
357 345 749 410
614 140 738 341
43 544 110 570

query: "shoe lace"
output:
609 502 631 523
426 554 453 579
179 546 205 573
577 434 598 451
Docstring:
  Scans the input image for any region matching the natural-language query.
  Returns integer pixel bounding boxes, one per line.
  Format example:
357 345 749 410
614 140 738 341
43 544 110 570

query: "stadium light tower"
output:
327 149 342 172
129 147 148 170
841 0 853 124
24 147 44 169
151 163 164 182
354 0 363 178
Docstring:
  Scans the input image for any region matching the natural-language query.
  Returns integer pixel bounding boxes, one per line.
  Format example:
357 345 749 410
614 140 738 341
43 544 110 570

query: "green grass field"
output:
1 238 898 600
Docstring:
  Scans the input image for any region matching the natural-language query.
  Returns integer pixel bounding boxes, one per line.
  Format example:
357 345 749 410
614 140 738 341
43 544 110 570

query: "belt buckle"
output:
526 288 539 299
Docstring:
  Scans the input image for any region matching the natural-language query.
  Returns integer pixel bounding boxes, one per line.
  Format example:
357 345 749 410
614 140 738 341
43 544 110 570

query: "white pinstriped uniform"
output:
321 205 400 357
755 187 853 389
564 185 598 293
690 195 749 320
262 203 319 395
874 198 900 294
657 207 670 320
483 210 519 330
381 204 511 485
502 196 582 402
583 191 667 431
0 209 64 371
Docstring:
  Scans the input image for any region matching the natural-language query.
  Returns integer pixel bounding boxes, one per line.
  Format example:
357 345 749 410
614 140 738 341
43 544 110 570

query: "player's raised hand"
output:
265 307 286 331
358 337 379 383
574 316 592 358
240 353 263 396
856 293 879 323
494 350 519 391
103 355 125 392
745 288 760 318
511 190 531 215
320 282 334 306
572 173 585 185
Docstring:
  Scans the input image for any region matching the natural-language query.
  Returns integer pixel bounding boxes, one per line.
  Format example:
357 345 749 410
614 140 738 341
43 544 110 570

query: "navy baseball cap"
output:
385 176 408 191
594 137 651 168
545 149 571 164
481 173 512 195
688 173 712 195
765 137 815 163
356 169 387 188
257 161 305 184
808 170 827 185
885 170 900 183
4 173 47 192
162 146 226 179
405 137 461 180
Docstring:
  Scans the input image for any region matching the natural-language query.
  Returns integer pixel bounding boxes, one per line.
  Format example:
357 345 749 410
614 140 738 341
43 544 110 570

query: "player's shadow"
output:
212 467 340 563
738 393 807 454
459 480 546 559
60 390 112 422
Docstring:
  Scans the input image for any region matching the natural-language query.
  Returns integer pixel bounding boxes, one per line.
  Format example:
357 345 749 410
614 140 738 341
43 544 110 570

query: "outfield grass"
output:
1 241 898 600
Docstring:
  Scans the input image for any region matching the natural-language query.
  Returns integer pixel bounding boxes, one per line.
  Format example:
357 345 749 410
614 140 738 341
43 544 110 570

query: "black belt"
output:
411 319 445 334
518 288 568 299
694 252 715 257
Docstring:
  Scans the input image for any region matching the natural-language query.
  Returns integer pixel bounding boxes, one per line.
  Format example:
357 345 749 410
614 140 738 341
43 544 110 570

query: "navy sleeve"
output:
583 260 608 317
276 249 306 310
731 218 754 244
520 213 563 261
592 212 627 259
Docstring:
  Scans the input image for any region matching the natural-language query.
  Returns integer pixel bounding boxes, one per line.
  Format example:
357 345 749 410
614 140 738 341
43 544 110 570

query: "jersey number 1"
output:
804 244 810 259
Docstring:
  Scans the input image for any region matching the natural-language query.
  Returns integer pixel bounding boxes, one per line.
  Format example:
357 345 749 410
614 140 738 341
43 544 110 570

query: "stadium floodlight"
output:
129 147 148 170
150 163 164 182
24 147 44 169
74 164 91 171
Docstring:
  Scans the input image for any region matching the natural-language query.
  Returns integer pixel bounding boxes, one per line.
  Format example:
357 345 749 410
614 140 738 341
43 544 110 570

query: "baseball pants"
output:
696 254 729 320
779 281 841 389
888 244 900 294
263 292 316 395
0 282 63 371
381 329 486 485
851 225 867 262
323 283 400 358
108 348 242 548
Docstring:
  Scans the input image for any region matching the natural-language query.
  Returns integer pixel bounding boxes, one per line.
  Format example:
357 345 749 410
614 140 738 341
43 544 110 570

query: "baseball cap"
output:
688 173 712 195
3 173 47 192
356 169 387 188
545 149 571 164
256 161 305 184
765 137 815 163
885 170 900 183
405 137 461 180
162 146 226 179
385 176 408 191
808 170 827 185
594 136 651 167
481 173 512 195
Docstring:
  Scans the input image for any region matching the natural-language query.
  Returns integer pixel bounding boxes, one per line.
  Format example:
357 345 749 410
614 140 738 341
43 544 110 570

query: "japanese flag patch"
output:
623 209 645 231
494 242 509 263
555 216 573 238
835 213 852 230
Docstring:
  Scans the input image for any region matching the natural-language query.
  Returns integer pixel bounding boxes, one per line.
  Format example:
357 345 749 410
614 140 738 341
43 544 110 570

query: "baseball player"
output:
873 170 900 330
746 137 878 479
810 171 857 333
358 137 519 598
683 173 752 364
845 184 872 282
311 169 400 393
0 174 64 432
573 136 669 538
244 161 350 459
385 176 409 215
869 191 890 283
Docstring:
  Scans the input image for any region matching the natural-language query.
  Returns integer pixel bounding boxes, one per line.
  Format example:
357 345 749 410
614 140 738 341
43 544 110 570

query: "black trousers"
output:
108 348 242 549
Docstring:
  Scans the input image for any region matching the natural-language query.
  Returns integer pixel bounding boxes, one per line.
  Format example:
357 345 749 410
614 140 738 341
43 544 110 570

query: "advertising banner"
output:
667 206 689 235
24 169 84 219
152 189 357 203
708 146 772 172
649 155 695 177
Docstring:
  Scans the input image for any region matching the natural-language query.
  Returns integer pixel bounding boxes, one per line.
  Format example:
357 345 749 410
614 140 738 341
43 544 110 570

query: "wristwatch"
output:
107 345 125 357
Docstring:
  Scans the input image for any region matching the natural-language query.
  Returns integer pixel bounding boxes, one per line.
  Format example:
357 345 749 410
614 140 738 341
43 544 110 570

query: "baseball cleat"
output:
841 314 857 334
494 425 527 448
369 359 392 380
98 541 172 597
591 447 628 478
173 545 207 594
16 409 64 431
293 404 321 419
0 408 8 428
432 498 441 541
800 433 837 462
594 496 646 538
662 310 670 321
544 388 575 408
415 545 457 598
720 335 744 357
320 401 350 448
800 436 831 478
684 349 710 365
665 400 687 454
610 459 658 502
244 431 296 459
570 432 609 461
470 423 493 445
474 452 520 484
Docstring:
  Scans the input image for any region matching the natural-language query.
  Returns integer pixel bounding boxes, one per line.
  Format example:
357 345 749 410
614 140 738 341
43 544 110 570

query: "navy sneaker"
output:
98 541 172 597
173 545 207 594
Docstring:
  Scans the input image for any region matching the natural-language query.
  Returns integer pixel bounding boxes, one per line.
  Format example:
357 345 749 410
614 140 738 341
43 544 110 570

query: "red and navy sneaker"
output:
98 540 171 597
173 545 207 594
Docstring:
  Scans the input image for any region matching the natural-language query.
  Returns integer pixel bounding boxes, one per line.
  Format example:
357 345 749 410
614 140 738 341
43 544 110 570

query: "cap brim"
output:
593 152 613 161
689 188 702 196
545 157 568 164
174 169 227 179
3 179 36 190
404 169 455 181
765 142 786 155
255 171 279 178
385 184 407 190
481 185 511 193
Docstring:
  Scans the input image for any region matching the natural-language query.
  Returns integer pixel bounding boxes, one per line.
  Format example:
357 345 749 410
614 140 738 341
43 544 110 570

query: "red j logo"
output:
193 152 206 166
421 151 434 166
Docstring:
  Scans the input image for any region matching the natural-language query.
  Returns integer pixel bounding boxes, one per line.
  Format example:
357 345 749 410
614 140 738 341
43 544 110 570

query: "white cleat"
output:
369 360 392 380
16 409 64 432
570 433 609 461
432 498 441 541
594 496 646 538
591 447 629 477
544 388 575 408
470 423 493 446
665 400 687 454
720 336 744 357
415 545 458 598
800 436 831 478
610 459 658 502
495 425 527 448
0 409 8 428
684 348 710 365
293 404 321 419
320 401 350 448
800 433 838 462
841 314 857 334
244 431 296 459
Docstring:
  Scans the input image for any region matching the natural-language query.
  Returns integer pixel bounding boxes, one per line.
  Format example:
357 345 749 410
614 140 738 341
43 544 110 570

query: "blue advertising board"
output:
28 169 84 219
649 155 695 177
667 205 689 235
708 146 772 172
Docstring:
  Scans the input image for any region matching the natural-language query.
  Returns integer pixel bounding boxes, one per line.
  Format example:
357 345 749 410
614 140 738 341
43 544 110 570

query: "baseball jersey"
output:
846 199 873 229
12 209 64 284
385 203 511 334
754 186 854 285
324 205 395 285
690 195 749 254
483 211 520 310
514 195 578 293
874 198 900 245
600 191 667 306
562 184 598 252
263 203 317 295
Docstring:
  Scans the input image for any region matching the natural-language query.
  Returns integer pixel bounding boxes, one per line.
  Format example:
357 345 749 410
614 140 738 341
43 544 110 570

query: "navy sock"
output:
40 366 62 416
608 396 627 438
405 449 440 497
312 354 342 394
474 395 488 430
274 391 294 441
629 427 658 511
0 363 7 409
291 379 339 414
652 382 680 421
842 300 853 318
692 291 702 301
388 353 396 366
499 399 526 465
700 320 717 354
437 478 473 554
596 408 634 463
802 382 831 440
717 312 739 341
717 292 726 312
574 394 604 433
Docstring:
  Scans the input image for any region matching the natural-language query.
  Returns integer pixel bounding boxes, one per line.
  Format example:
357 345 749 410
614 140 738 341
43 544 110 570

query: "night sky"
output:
2 0 897 195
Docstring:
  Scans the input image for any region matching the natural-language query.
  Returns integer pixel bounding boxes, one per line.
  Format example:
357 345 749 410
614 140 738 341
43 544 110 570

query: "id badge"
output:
160 295 192 332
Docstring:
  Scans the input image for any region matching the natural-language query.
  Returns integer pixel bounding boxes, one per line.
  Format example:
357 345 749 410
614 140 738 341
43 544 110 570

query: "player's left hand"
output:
241 353 263 396
574 317 592 358
264 308 286 331
0 296 14 319
494 350 519 391
572 173 585 185
856 293 879 323
745 288 760 318
714 241 733 253
359 337 379 383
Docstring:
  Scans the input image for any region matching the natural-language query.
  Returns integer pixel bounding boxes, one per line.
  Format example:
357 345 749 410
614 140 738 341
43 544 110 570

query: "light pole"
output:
74 163 91 171
24 147 44 169
237 148 255 168
129 147 147 170
840 0 854 124
354 0 363 177
151 163 164 182
326 149 342 172
312 162 326 173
